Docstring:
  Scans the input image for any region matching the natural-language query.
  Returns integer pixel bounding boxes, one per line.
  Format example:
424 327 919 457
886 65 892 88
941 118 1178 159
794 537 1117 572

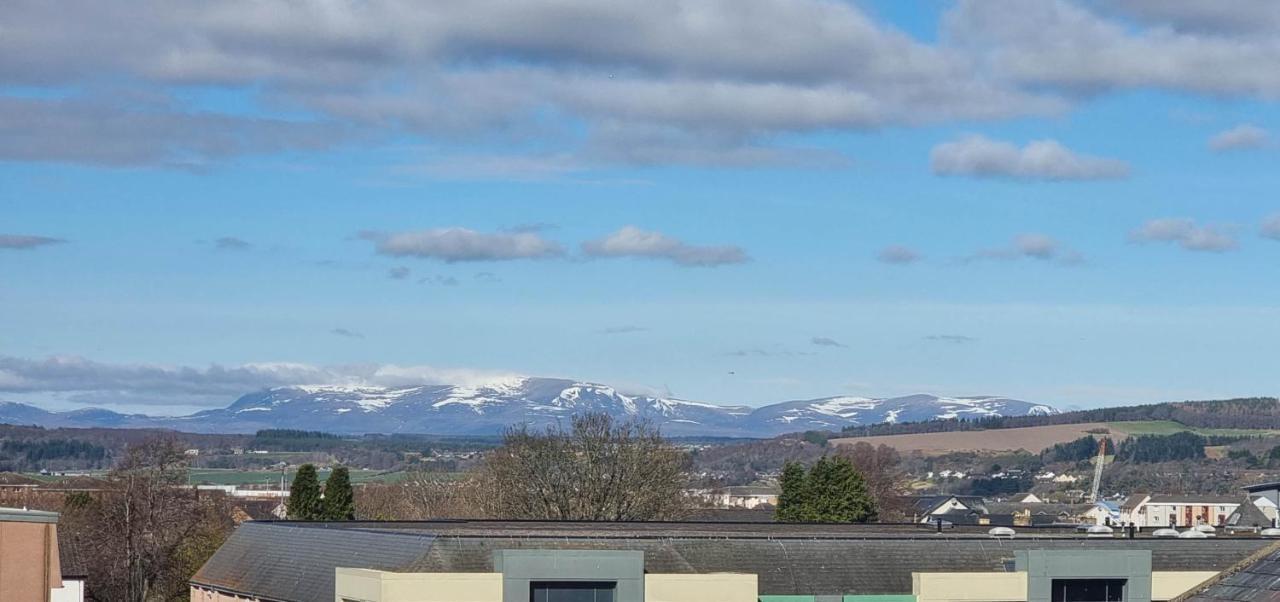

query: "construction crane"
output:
1088 437 1108 503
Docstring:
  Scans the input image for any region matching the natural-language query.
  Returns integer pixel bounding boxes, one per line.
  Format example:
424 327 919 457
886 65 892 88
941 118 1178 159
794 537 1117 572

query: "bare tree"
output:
836 441 909 520
356 471 486 520
475 413 694 521
61 437 232 602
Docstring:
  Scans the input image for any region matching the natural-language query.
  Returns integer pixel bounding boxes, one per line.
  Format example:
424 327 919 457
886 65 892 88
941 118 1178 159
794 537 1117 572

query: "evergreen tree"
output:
776 461 808 522
777 456 877 523
322 466 355 520
288 464 322 520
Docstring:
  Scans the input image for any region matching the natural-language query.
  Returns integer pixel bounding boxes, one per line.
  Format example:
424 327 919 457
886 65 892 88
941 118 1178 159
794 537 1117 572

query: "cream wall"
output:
190 585 258 601
335 568 502 602
1151 571 1218 600
645 573 757 602
914 572 1027 602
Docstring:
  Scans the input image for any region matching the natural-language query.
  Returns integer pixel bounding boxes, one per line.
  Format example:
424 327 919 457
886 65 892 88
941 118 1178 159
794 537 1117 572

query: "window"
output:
1051 579 1126 602
530 581 616 602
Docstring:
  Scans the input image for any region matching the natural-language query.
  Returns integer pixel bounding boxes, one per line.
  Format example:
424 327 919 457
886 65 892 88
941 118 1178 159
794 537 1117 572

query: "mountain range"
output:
0 377 1057 437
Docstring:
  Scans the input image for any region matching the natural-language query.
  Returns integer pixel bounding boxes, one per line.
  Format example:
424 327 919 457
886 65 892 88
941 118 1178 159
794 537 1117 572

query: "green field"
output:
186 468 408 486
1106 420 1280 438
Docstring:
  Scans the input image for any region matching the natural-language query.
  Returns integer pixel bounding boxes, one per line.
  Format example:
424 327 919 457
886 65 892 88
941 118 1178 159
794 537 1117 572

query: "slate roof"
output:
1188 542 1280 601
1226 502 1274 531
1149 495 1243 505
57 530 88 579
192 520 1276 602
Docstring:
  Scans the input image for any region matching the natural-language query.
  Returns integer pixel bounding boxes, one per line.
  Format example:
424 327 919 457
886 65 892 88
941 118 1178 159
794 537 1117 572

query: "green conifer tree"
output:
287 463 323 520
805 456 877 523
776 461 808 522
322 466 356 520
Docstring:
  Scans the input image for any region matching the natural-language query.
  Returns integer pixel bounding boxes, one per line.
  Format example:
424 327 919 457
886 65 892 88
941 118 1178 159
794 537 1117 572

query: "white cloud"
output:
0 234 64 250
1130 218 1237 252
1260 214 1280 241
581 226 748 267
0 0 1063 168
362 228 564 262
877 245 922 264
1209 124 1270 152
0 354 522 406
945 0 1280 99
930 135 1129 180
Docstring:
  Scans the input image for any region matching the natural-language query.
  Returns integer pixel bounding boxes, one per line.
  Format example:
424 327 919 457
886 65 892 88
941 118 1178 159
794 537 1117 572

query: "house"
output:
1008 492 1044 503
1052 474 1080 484
908 494 985 523
191 519 1277 602
704 486 778 509
1120 494 1242 528
0 507 83 602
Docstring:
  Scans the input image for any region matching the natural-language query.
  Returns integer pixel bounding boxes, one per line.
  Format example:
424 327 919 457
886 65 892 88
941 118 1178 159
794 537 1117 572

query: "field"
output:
186 468 407 486
1103 420 1280 437
832 420 1280 456
830 422 1123 455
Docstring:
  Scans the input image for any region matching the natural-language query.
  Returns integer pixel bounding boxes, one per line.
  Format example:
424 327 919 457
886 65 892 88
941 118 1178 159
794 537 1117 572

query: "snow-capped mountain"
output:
0 378 1056 437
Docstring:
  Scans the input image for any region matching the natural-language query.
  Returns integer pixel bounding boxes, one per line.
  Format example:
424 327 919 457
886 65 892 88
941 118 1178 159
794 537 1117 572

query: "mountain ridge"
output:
0 377 1057 437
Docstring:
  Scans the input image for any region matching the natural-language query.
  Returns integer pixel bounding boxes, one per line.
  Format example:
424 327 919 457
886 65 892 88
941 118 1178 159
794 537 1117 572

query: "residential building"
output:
908 494 985 523
191 520 1274 602
703 486 778 509
1120 495 1244 528
0 506 83 602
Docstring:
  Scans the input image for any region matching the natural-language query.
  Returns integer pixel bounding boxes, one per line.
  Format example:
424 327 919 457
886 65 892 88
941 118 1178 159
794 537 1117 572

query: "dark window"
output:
530 581 616 602
1051 578 1126 602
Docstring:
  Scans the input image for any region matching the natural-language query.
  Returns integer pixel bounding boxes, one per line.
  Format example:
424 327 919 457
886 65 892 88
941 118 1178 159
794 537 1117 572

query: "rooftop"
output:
194 520 1278 602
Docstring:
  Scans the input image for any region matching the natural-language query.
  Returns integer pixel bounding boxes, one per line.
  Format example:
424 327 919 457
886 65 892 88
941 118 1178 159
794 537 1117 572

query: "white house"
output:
704 486 778 509
1120 494 1243 528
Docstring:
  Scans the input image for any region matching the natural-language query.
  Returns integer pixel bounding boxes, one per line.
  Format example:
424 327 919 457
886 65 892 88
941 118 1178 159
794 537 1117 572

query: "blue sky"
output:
3 0 1280 414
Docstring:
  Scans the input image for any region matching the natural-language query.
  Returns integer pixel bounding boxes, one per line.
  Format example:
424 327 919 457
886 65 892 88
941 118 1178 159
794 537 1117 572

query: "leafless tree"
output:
474 413 694 521
837 441 909 520
61 437 232 602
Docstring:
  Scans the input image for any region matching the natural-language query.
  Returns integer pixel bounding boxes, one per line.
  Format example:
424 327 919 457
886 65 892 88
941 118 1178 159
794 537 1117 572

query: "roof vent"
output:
1261 528 1280 538
988 527 1015 539
1178 529 1208 539
1086 525 1114 538
1152 528 1179 538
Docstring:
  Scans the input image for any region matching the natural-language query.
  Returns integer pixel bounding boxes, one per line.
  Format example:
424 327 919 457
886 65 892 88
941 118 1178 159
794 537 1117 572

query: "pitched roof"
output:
1188 542 1280 601
192 520 1275 602
1226 501 1273 530
1148 495 1243 505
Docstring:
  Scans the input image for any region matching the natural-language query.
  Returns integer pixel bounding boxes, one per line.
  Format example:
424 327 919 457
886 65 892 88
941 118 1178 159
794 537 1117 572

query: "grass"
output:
1106 420 1280 438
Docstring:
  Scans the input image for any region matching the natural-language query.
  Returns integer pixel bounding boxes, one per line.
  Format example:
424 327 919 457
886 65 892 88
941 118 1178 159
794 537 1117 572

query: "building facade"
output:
1120 495 1243 528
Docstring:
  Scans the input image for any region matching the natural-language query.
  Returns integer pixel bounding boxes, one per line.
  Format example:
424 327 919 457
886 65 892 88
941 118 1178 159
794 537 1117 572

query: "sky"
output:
3 0 1280 415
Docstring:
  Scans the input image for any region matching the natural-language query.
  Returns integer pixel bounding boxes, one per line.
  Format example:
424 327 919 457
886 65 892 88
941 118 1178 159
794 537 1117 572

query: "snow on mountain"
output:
0 380 1057 436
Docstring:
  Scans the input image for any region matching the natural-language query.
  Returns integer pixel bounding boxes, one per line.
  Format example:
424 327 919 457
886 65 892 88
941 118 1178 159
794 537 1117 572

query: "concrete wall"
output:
644 573 756 602
334 568 503 602
913 572 1026 602
0 520 62 602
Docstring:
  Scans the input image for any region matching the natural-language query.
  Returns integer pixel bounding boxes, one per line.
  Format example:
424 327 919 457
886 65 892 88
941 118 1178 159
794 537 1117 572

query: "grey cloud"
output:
968 233 1083 264
387 266 411 280
811 337 847 348
0 96 344 168
362 228 564 263
945 0 1280 100
330 328 364 339
1130 218 1237 252
926 335 977 344
1209 125 1270 152
931 135 1129 181
0 354 521 406
878 245 922 264
1107 0 1280 35
600 326 648 335
581 226 748 267
474 272 502 283
0 234 64 250
1262 215 1280 241
0 0 1061 169
214 236 251 251
417 275 460 286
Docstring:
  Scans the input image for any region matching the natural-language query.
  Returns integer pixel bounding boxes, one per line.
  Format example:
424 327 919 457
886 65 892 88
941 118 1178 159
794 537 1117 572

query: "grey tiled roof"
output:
192 520 1275 602
1189 543 1280 601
